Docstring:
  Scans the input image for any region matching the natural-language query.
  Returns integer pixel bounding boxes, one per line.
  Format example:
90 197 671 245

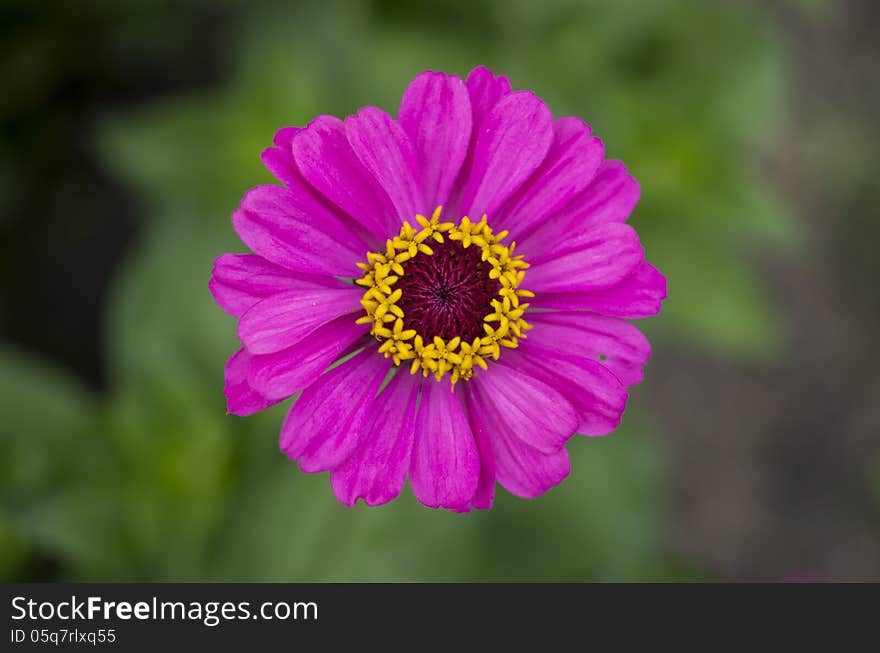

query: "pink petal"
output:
260 126 379 247
209 253 349 319
272 126 300 149
500 347 627 437
292 115 397 236
248 315 365 401
261 147 300 187
237 287 361 355
459 91 554 220
494 436 570 499
530 260 667 318
261 127 302 187
487 419 571 500
520 160 640 260
526 222 644 294
470 364 578 454
465 66 513 131
280 348 389 473
527 312 651 387
462 386 496 510
444 66 513 217
409 382 480 511
330 372 419 507
224 348 279 416
556 159 640 226
495 117 604 238
398 71 472 211
232 185 366 277
345 107 423 223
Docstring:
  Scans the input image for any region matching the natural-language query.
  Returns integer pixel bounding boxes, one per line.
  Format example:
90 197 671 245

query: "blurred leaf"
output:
88 212 250 579
216 450 482 581
0 345 100 579
0 516 27 580
646 232 783 359
0 346 95 499
470 418 668 581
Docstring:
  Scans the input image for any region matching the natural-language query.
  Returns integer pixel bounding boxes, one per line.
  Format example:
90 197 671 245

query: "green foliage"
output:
0 345 98 578
1 0 793 580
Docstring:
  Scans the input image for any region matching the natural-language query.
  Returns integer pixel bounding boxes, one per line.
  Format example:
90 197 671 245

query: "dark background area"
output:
1 0 878 581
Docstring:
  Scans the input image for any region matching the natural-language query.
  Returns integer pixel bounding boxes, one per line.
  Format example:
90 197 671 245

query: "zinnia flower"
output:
210 66 666 511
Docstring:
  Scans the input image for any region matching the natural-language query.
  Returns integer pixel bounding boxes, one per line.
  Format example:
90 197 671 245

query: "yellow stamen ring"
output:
356 206 533 385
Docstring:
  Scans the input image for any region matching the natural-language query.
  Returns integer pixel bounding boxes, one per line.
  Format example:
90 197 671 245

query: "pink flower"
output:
210 67 666 511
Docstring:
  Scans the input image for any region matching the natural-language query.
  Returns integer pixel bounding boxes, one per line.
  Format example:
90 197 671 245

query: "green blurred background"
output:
2 0 878 581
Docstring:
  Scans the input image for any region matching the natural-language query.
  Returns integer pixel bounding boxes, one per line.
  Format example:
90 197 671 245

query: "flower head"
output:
210 66 666 511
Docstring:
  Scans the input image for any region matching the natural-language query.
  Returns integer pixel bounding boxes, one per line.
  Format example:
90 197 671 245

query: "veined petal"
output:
398 71 472 211
459 91 554 219
470 364 578 454
465 65 513 130
526 312 651 387
520 160 640 260
331 372 419 507
281 347 389 473
530 260 666 318
526 222 644 294
261 127 302 187
209 253 350 319
346 106 423 223
463 387 496 510
444 65 513 216
500 347 627 437
224 348 279 416
410 382 480 511
272 126 300 149
238 287 361 355
232 184 366 277
292 115 397 236
248 315 365 401
496 117 604 237
484 412 571 500
261 126 380 247
495 439 570 500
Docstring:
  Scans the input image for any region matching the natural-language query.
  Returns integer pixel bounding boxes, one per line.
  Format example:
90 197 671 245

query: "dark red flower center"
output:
395 239 501 343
